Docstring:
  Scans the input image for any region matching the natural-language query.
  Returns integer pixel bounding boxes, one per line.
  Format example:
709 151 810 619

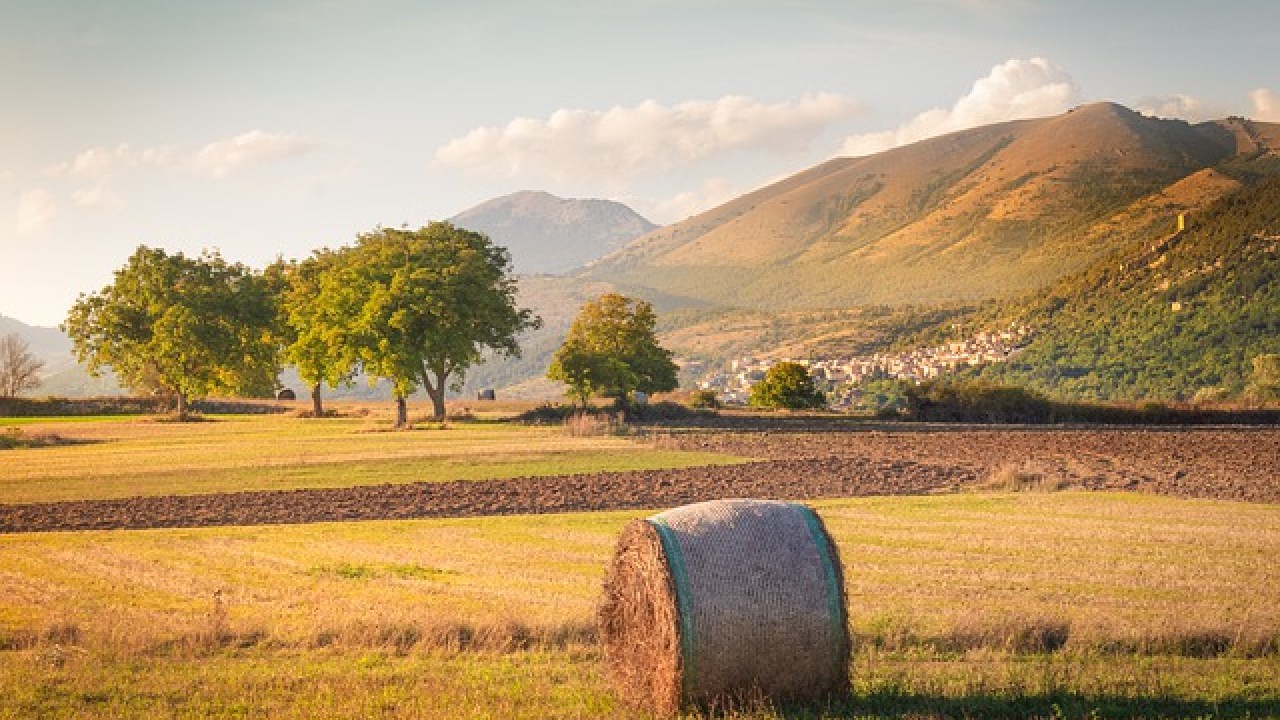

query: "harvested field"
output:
3 422 1277 533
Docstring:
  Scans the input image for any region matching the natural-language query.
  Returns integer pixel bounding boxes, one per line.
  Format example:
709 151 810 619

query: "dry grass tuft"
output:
941 614 1072 654
304 618 597 656
0 428 86 450
976 461 1070 492
563 411 625 437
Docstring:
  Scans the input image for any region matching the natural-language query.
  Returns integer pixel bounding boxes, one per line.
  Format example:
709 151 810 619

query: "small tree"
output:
749 362 826 410
0 333 45 398
548 293 678 408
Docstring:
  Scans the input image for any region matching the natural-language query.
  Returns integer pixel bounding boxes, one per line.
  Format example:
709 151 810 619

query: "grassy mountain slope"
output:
586 103 1279 310
972 175 1280 400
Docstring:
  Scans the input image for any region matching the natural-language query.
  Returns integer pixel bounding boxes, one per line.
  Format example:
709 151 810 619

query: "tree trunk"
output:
426 385 446 422
176 392 188 420
420 362 449 422
311 383 323 418
394 394 408 429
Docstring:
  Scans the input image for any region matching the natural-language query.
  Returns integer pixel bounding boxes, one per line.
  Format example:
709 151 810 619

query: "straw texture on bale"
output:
599 498 849 715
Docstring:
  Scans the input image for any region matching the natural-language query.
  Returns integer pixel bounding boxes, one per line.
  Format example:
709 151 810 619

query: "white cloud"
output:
646 178 739 223
46 142 175 180
840 57 1082 157
1134 94 1217 122
1141 94 1208 121
190 130 319 178
16 189 57 234
1251 88 1280 122
48 143 136 180
435 93 861 183
71 183 121 210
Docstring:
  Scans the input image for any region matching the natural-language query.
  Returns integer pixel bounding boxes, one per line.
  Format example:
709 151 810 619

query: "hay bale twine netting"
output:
599 498 849 715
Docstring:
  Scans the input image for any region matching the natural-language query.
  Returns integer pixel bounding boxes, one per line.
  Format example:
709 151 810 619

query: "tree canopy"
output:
63 246 279 415
277 250 362 417
338 223 538 424
547 293 678 407
749 361 826 410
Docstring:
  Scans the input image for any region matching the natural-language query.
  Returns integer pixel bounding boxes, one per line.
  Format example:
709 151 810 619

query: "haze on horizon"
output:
2 0 1278 327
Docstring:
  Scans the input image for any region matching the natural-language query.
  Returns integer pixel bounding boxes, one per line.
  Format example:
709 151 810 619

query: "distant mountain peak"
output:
451 191 657 275
584 102 1280 310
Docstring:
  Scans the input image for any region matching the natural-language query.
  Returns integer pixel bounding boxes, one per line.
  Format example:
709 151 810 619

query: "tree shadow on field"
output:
770 689 1280 719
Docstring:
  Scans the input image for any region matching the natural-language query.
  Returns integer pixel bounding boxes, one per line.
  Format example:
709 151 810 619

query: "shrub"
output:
749 362 826 410
687 389 720 409
904 379 1053 423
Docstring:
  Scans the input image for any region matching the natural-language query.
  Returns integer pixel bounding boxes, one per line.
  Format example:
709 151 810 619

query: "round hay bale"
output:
599 498 849 715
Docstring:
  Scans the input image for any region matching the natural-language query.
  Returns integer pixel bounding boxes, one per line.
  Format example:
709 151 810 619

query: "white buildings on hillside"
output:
696 324 1031 407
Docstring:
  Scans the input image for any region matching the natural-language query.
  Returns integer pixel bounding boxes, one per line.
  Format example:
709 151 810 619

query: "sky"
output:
1 0 1277 327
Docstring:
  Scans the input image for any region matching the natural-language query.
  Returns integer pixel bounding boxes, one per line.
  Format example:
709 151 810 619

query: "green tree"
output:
342 223 537 426
749 361 826 410
547 293 678 407
64 245 279 416
277 250 362 417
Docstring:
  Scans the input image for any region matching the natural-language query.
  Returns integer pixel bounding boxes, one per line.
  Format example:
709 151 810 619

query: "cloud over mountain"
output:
1252 88 1280 122
1134 94 1217 122
650 178 739 223
434 93 861 184
840 57 1081 157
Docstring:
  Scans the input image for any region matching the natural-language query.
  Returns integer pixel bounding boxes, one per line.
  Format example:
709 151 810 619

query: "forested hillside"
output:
973 176 1280 400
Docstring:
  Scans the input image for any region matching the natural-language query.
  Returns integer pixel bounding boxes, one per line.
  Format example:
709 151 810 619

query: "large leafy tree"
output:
343 223 538 425
64 246 279 416
749 361 826 410
277 249 362 417
547 293 678 407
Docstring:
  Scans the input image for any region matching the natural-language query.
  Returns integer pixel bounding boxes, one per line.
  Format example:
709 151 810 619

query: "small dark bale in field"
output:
275 388 297 401
598 498 850 716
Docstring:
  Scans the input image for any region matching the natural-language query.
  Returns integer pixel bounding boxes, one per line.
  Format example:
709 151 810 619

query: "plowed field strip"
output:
0 457 971 533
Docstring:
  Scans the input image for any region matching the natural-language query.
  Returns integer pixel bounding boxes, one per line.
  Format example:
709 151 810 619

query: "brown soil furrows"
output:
0 457 972 534
4 426 1276 534
658 427 1280 503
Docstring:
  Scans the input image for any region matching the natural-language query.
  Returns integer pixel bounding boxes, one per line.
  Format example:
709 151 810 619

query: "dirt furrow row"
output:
0 457 972 533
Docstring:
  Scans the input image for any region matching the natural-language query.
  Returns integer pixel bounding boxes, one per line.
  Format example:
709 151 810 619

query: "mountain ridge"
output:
584 102 1280 310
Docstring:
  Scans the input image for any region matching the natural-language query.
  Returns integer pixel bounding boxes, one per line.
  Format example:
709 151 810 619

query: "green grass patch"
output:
0 415 748 503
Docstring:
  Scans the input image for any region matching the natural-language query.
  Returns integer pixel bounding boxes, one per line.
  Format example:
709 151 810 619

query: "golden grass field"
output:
1 412 1279 718
0 412 744 503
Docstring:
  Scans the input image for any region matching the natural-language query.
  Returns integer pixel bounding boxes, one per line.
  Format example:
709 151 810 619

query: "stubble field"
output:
1 408 1278 718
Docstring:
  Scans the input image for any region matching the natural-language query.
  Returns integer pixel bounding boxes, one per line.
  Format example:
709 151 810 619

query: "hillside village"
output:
695 323 1033 409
